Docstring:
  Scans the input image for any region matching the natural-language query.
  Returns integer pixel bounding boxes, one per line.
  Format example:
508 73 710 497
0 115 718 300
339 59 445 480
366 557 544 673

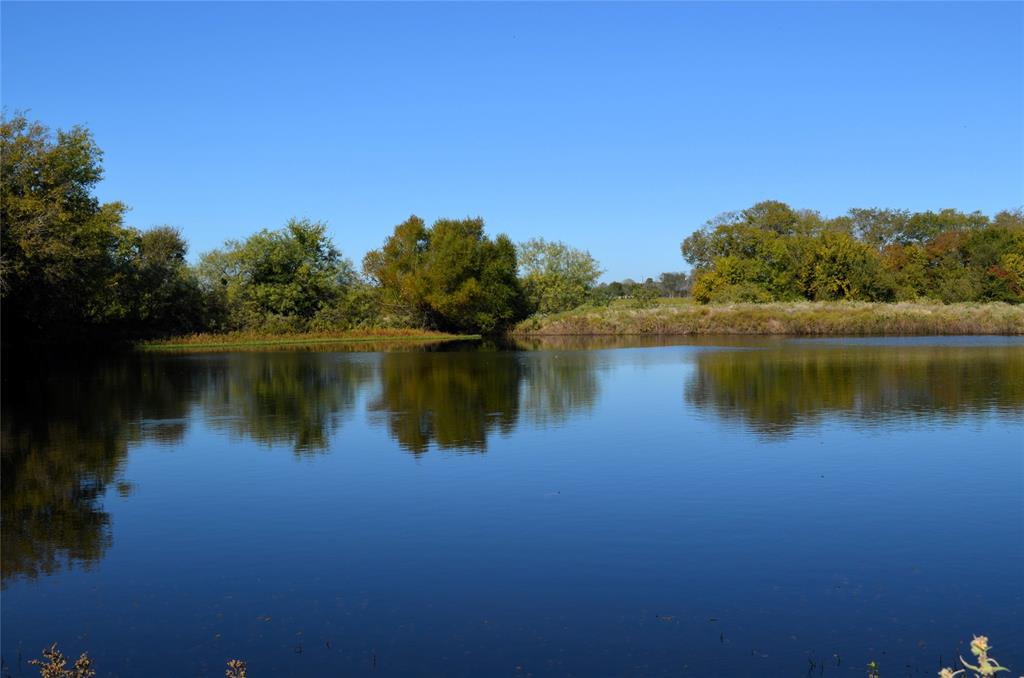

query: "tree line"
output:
682 200 1024 304
2 114 1021 343
1 115 604 342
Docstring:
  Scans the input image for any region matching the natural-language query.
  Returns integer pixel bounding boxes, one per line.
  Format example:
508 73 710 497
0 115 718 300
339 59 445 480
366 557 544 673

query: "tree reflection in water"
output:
0 346 602 582
1 355 196 586
5 341 1020 585
369 351 523 454
686 344 1024 436
195 353 375 455
369 349 604 453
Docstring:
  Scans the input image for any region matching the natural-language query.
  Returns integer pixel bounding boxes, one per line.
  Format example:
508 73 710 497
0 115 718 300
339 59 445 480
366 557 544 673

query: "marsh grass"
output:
139 328 478 351
514 300 1024 336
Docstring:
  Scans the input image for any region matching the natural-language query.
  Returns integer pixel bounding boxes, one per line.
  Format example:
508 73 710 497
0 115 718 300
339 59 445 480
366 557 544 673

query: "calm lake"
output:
2 337 1022 677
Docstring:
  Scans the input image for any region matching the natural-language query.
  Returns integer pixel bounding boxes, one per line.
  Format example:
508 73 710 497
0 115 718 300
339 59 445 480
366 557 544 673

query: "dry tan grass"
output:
514 301 1024 336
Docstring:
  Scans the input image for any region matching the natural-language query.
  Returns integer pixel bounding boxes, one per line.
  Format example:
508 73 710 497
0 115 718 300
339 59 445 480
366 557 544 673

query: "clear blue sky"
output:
3 2 1022 281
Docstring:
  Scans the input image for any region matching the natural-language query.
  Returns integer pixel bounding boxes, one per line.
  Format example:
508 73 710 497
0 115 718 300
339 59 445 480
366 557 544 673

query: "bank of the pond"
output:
139 328 478 351
513 300 1024 336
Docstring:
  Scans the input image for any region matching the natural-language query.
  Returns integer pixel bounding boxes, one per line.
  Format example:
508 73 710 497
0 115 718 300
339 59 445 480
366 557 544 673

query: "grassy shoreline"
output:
513 300 1024 336
136 302 1024 351
139 328 478 351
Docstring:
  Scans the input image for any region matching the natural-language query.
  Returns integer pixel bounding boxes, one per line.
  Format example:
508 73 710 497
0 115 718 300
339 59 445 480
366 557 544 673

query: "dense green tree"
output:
119 226 209 334
308 281 384 331
964 226 1024 301
363 216 525 333
680 228 714 272
809 231 889 301
619 278 639 295
630 280 661 308
517 238 602 314
880 243 929 301
686 222 807 302
843 208 911 248
198 219 355 331
992 208 1024 230
1 114 213 340
738 200 803 235
683 200 1023 305
587 281 622 306
1 114 136 338
361 215 432 325
903 208 988 244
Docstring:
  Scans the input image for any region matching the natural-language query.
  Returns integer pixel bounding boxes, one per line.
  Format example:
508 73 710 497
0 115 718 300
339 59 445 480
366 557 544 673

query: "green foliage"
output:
630 282 660 308
845 208 911 248
880 243 929 301
680 228 714 271
682 200 1024 305
809 231 889 301
2 113 133 337
361 215 431 325
691 268 772 303
198 219 356 331
309 282 383 331
605 280 625 298
903 208 989 244
586 284 617 307
1 114 209 340
518 238 602 314
5 113 1022 344
690 270 722 304
590 273 691 307
120 226 210 334
363 216 525 333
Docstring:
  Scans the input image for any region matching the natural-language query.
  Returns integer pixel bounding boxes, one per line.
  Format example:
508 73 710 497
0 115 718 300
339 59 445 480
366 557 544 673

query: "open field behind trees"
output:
513 298 1024 336
2 113 1023 344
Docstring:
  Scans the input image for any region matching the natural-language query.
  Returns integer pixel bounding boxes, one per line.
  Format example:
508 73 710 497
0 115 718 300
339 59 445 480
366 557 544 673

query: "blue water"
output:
2 338 1022 676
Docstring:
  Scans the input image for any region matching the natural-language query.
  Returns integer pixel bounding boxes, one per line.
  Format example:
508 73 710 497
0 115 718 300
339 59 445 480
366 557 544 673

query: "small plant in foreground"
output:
28 644 94 678
938 635 1011 677
28 644 246 678
869 635 1013 678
